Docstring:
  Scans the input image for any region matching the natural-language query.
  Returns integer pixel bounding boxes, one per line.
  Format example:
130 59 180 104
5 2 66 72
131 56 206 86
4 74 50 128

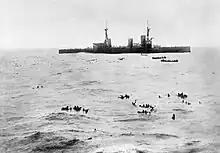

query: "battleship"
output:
59 21 190 54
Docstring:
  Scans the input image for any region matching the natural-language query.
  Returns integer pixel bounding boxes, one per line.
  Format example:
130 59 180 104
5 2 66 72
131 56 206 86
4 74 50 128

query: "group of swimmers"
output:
177 92 188 99
177 92 193 105
61 105 89 114
32 85 44 89
158 93 170 98
158 92 192 120
118 94 130 100
131 99 156 115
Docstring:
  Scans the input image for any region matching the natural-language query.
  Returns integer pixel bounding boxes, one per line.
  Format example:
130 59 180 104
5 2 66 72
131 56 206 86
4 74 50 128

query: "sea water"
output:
0 48 219 153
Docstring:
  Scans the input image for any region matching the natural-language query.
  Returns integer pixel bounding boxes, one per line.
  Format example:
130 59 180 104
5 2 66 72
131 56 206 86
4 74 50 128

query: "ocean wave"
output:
118 132 179 139
120 133 135 136
6 116 24 122
145 133 179 139
114 116 158 122
67 129 87 133
115 118 149 122
171 147 206 153
3 131 87 152
58 83 75 90
77 80 102 86
87 89 111 96
10 94 27 100
44 112 69 121
184 140 201 146
0 132 15 137
91 144 149 153
44 112 100 121
32 138 82 152
172 108 194 114
73 87 116 96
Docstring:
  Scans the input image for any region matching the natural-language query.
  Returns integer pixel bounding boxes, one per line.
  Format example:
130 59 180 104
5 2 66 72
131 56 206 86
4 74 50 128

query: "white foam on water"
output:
90 143 154 153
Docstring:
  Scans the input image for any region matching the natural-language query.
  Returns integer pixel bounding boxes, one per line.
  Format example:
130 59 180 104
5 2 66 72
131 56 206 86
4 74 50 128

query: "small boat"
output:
152 56 166 59
161 59 178 62
118 57 125 60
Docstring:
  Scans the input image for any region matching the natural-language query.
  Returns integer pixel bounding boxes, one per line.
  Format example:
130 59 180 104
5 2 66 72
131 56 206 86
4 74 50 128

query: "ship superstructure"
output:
93 21 112 52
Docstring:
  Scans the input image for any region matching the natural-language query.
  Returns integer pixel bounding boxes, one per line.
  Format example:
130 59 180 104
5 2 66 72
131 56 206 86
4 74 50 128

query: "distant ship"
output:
59 21 190 54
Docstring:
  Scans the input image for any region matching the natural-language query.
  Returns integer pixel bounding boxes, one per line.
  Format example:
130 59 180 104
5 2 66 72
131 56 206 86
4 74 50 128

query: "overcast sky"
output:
0 0 220 49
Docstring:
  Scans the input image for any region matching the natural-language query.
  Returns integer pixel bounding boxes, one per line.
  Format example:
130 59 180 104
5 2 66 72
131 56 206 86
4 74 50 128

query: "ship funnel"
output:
128 38 133 48
141 35 146 47
107 38 111 47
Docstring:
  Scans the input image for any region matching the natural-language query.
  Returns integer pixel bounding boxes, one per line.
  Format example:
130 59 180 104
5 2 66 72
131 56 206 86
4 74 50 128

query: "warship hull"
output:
59 21 191 54
59 46 190 54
